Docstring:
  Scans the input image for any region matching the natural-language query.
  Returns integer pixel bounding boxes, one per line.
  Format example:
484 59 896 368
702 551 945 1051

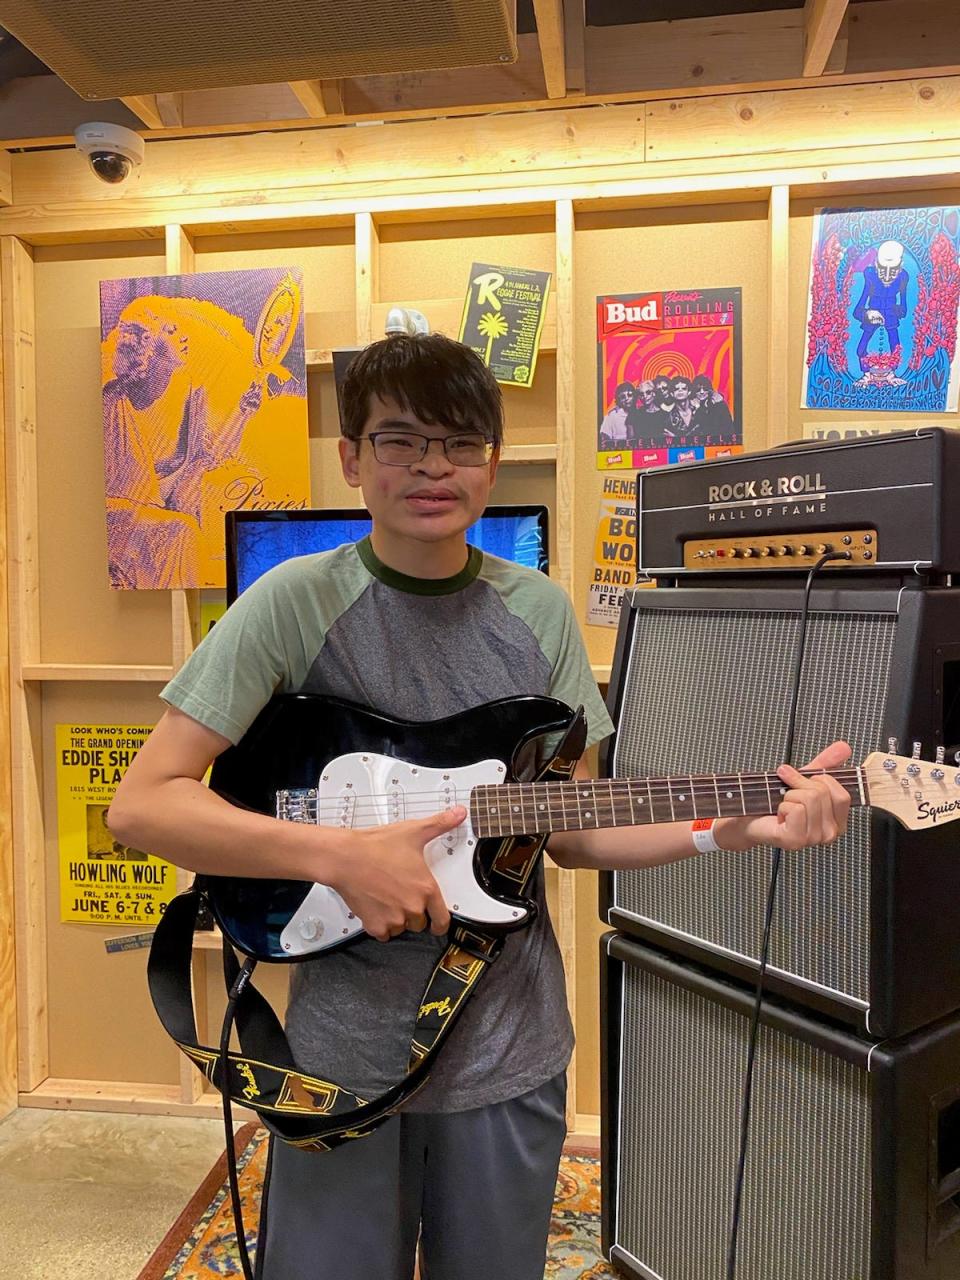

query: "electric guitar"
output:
202 692 960 962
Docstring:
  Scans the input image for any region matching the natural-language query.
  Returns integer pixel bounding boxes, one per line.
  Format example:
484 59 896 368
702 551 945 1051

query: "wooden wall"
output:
3 75 960 1129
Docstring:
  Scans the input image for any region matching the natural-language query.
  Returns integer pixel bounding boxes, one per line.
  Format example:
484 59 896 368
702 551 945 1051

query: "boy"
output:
108 333 850 1280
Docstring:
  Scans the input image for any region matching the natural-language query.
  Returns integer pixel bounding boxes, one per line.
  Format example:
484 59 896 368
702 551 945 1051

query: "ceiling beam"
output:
803 0 850 76
288 80 344 118
564 0 587 96
155 93 183 128
120 95 164 129
533 0 566 99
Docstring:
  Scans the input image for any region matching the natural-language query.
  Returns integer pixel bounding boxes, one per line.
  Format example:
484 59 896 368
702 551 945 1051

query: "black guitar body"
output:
201 692 575 961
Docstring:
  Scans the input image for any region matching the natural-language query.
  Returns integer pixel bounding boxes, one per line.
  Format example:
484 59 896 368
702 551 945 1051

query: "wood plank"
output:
0 151 10 208
1 236 46 1091
20 1077 256 1120
767 185 790 445
533 0 567 100
803 0 850 77
0 230 13 1116
846 0 960 74
288 80 345 118
355 211 378 343
120 97 163 130
165 227 198 680
499 443 557 463
155 94 184 129
564 0 587 96
644 76 960 163
21 664 175 682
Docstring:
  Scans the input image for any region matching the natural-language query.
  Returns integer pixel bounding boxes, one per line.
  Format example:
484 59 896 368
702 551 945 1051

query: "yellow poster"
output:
56 723 177 925
100 267 311 590
587 475 653 626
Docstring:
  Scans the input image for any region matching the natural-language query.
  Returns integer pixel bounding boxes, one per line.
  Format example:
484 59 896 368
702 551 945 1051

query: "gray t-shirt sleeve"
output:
546 589 615 750
160 547 368 743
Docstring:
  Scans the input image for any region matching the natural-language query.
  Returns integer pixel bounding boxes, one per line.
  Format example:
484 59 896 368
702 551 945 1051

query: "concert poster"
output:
596 288 743 472
802 205 960 413
458 262 551 388
587 475 653 627
100 267 311 590
56 723 177 926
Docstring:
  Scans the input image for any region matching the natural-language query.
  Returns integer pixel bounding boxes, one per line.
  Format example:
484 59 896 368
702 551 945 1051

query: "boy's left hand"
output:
714 740 853 853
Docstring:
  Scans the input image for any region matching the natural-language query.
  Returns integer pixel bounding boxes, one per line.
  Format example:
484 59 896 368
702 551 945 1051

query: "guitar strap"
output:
147 704 588 1151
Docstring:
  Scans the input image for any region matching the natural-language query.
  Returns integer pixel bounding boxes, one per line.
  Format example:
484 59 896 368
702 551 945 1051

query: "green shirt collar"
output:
356 535 482 596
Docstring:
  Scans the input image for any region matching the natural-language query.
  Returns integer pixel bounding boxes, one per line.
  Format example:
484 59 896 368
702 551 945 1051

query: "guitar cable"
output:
724 548 851 1280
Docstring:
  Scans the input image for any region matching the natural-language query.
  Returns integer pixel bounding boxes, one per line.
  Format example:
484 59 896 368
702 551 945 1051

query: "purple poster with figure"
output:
100 267 310 590
802 205 960 412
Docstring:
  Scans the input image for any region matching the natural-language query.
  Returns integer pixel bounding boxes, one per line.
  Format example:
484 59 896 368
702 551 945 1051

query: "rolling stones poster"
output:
802 206 960 412
101 267 311 590
596 288 743 472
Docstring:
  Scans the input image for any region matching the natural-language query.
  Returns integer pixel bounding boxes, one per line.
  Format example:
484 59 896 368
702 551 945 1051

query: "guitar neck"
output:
469 768 866 837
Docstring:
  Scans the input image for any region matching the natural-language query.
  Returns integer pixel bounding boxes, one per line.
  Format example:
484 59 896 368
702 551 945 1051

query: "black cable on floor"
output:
220 956 258 1280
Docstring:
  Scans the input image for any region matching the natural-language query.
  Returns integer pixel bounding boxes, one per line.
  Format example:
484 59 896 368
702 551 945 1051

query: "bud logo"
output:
597 293 663 336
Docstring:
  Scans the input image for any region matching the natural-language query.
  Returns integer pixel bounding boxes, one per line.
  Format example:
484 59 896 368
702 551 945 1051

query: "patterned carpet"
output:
138 1125 615 1279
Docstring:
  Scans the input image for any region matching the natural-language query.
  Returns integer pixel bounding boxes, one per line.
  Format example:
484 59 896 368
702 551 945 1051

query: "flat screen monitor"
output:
225 505 550 603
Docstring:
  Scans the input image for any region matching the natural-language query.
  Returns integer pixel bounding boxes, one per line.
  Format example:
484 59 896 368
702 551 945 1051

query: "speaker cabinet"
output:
601 933 960 1280
600 582 960 1040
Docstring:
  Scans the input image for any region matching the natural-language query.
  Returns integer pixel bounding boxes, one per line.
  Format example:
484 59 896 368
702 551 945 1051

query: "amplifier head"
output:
637 427 960 576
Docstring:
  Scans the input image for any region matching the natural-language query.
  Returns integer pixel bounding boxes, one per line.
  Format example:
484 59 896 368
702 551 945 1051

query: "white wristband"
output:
691 819 722 854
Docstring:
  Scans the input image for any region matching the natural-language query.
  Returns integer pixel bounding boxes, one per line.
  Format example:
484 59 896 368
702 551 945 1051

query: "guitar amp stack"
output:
599 429 960 1280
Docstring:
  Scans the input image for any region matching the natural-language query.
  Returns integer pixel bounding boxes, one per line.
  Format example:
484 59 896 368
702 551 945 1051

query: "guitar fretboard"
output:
468 769 866 837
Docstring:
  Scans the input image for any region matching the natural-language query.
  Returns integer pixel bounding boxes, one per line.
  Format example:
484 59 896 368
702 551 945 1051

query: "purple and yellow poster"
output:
101 267 311 590
596 288 742 472
802 206 960 412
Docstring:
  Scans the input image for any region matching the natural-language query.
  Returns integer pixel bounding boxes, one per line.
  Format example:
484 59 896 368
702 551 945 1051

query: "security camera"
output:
74 123 144 184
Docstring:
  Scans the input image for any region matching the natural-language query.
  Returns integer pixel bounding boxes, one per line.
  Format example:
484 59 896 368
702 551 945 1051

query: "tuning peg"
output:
888 737 898 753
936 746 946 765
912 741 922 759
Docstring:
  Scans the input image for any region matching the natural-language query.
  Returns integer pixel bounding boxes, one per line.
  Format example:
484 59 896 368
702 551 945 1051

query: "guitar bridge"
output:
276 788 318 823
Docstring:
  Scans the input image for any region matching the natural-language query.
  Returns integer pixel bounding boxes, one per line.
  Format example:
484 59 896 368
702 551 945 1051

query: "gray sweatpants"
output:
255 1071 567 1280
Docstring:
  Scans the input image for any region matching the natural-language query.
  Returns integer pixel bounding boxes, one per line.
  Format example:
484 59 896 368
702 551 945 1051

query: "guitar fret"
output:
667 779 676 822
764 773 774 813
689 774 697 819
737 773 746 815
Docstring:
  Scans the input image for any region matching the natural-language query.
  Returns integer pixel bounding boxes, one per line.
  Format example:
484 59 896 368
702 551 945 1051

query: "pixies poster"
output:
100 267 311 589
802 205 960 413
596 288 743 472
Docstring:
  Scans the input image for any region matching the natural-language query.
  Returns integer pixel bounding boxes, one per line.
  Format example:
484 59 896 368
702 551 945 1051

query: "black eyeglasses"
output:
363 431 495 468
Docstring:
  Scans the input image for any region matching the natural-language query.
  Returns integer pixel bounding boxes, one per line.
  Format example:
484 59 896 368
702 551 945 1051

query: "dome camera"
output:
74 122 145 184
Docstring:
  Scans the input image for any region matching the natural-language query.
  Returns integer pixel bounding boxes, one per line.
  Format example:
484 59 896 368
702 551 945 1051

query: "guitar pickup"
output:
440 782 460 848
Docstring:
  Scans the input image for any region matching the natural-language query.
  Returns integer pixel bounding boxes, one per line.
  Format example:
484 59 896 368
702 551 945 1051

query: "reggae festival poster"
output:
100 267 311 591
596 288 743 472
802 206 960 412
56 723 178 926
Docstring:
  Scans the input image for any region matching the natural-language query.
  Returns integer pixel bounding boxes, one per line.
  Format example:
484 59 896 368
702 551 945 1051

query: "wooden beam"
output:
288 80 344 118
564 0 586 96
803 0 850 77
355 211 379 343
766 185 790 444
0 230 13 1117
533 0 567 99
120 95 163 130
155 93 183 128
0 151 10 207
1 236 46 1092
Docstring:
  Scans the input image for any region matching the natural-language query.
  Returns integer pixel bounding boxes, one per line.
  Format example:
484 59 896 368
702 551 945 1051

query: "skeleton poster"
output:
596 289 743 472
802 206 960 412
101 268 311 590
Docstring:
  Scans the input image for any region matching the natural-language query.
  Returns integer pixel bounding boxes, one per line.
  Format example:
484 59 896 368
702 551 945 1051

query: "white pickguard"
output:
279 753 525 957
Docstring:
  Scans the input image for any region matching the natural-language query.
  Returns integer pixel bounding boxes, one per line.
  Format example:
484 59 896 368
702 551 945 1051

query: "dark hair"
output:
614 381 635 397
339 333 504 446
691 374 713 395
672 375 691 389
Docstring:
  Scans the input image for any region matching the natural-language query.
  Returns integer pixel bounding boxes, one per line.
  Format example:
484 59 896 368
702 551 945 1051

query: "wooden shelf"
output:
500 443 556 463
21 663 175 682
19 1077 256 1120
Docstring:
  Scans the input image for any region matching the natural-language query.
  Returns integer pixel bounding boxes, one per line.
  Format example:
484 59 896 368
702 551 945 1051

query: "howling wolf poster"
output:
802 205 960 412
101 267 311 590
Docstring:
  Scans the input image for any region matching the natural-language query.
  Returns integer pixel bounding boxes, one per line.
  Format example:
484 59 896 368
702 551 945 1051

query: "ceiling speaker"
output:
0 0 518 99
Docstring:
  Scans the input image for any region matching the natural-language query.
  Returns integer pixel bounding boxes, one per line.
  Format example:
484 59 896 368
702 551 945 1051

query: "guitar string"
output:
275 771 870 824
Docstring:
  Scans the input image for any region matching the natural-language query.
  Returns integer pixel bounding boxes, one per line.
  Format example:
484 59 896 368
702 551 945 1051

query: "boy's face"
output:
339 394 500 576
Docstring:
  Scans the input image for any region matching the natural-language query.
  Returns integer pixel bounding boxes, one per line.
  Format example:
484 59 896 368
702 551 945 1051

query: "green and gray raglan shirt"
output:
161 536 614 1113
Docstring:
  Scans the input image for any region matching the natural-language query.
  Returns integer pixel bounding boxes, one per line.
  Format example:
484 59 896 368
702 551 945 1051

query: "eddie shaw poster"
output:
596 288 743 472
802 205 960 412
101 267 311 590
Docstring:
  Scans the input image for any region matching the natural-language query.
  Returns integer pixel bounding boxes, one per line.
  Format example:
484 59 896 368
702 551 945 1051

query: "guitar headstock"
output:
862 751 960 830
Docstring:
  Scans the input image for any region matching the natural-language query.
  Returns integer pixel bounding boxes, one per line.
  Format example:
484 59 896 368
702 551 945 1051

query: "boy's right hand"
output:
327 806 466 942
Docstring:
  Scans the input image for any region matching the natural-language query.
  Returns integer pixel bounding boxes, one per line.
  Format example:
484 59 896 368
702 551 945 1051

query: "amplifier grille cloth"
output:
616 965 872 1279
611 608 896 1004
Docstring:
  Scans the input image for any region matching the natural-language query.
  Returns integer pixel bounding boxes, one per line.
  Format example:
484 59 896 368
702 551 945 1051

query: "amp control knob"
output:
759 546 774 557
778 546 793 556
